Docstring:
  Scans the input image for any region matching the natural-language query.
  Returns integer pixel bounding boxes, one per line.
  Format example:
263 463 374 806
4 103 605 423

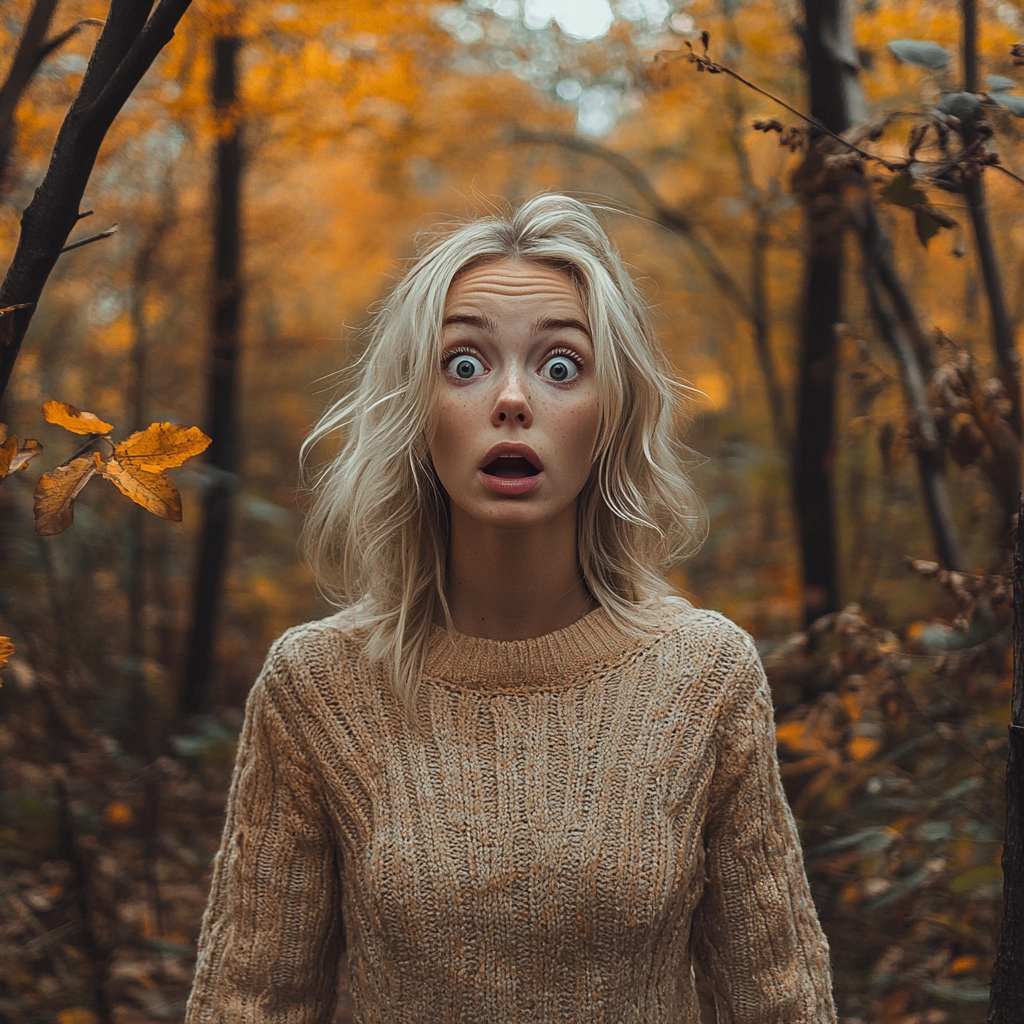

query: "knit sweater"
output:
185 597 836 1024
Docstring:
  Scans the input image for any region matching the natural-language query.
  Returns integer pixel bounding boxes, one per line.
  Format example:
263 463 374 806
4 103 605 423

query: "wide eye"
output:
539 355 579 382
447 353 486 380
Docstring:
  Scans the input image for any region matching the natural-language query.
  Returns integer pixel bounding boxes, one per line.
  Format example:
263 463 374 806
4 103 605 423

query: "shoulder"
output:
639 596 759 663
251 606 375 710
632 597 766 706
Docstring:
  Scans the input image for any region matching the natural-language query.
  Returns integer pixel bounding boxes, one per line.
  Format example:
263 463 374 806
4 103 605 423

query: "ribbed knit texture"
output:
185 597 836 1024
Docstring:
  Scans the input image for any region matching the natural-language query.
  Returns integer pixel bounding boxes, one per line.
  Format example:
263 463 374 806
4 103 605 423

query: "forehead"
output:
443 260 585 317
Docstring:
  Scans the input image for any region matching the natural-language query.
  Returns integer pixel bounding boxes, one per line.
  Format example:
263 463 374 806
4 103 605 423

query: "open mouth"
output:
481 456 541 479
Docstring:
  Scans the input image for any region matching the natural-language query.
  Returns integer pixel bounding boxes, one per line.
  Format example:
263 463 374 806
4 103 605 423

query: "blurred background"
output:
0 0 1021 1021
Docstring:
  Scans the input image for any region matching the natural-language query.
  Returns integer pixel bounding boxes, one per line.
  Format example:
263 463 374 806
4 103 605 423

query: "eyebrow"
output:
441 313 498 332
534 316 592 339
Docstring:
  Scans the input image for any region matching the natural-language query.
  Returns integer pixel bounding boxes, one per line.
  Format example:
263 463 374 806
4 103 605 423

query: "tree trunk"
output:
795 0 864 625
987 489 1024 1023
180 35 243 717
961 0 1022 456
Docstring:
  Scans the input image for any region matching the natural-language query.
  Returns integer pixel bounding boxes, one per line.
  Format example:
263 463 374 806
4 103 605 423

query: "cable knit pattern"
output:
185 597 836 1024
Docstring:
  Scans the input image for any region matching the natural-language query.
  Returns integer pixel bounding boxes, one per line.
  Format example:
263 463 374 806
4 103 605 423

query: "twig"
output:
676 46 893 167
76 209 94 221
60 224 118 254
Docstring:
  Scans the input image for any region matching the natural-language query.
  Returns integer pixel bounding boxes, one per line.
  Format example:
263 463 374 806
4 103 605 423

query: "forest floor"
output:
0 596 1009 1024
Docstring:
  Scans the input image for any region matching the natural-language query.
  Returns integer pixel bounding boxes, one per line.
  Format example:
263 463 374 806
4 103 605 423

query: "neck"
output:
444 502 596 640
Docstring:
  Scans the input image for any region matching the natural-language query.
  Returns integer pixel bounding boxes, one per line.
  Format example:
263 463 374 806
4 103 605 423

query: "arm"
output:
185 646 343 1024
690 636 836 1024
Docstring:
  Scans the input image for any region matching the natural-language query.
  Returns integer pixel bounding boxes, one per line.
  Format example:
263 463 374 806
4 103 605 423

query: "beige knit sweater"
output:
185 598 836 1024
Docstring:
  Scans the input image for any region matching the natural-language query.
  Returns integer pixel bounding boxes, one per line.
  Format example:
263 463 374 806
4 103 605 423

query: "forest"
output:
0 0 1023 1020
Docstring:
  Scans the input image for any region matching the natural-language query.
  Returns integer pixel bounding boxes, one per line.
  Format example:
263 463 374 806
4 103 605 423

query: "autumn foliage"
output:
2 0 1024 1021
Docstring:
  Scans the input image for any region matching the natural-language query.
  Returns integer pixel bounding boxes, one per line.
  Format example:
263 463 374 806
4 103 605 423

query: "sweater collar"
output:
422 606 641 692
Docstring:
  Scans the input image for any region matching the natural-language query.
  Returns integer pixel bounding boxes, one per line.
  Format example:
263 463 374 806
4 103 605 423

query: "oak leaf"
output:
99 457 183 521
113 422 211 472
34 454 101 535
42 400 114 435
0 636 13 669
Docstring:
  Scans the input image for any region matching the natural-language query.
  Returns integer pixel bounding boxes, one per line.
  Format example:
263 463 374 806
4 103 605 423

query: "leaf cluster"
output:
32 402 210 536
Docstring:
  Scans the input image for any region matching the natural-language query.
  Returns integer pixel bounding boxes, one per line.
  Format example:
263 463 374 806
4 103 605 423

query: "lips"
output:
479 444 542 479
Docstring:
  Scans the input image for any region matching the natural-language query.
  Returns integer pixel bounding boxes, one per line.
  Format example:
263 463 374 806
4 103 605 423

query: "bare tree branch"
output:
59 224 118 253
0 0 195 404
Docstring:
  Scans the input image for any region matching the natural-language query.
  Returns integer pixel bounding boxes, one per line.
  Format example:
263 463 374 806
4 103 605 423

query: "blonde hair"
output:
301 195 705 724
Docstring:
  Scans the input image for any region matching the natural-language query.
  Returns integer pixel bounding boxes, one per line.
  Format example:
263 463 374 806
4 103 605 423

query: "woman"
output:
185 195 836 1024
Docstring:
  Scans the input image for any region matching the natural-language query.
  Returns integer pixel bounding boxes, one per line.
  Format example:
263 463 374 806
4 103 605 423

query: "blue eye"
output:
540 355 579 382
448 354 485 380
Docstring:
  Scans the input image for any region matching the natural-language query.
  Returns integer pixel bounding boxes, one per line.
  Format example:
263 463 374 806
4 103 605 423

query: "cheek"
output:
428 395 472 473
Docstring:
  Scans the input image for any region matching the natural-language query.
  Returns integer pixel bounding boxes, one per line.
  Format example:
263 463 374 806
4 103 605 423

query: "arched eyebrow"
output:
442 313 498 332
534 316 592 340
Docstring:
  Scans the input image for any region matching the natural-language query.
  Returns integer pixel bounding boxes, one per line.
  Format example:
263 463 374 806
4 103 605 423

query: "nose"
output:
491 368 533 427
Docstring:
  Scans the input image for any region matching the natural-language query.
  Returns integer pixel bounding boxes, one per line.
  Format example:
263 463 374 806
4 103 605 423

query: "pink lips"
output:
478 442 543 496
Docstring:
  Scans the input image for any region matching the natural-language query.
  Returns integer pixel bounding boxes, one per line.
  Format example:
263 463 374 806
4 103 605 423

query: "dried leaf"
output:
881 173 928 209
113 422 211 472
0 434 16 476
0 635 13 669
9 438 42 473
99 458 182 521
42 400 113 435
34 453 99 535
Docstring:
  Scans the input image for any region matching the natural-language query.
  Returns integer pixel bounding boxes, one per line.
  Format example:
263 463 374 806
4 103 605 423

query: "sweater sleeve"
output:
185 645 343 1024
689 634 836 1024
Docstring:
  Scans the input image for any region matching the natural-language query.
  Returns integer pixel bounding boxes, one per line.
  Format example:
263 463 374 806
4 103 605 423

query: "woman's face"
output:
429 259 601 533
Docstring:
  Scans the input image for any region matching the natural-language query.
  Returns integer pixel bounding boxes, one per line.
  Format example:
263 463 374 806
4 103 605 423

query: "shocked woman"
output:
185 194 836 1024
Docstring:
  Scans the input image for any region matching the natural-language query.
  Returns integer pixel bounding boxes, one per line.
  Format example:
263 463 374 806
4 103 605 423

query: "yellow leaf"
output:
99 458 182 521
0 636 13 669
0 434 16 476
9 439 42 473
42 400 113 435
33 454 100 535
113 421 211 472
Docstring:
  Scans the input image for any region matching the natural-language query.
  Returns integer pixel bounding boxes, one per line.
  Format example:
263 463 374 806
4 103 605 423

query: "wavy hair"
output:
301 195 706 725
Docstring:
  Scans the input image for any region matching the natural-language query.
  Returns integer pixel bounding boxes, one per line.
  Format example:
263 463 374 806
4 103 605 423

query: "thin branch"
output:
667 46 1024 189
672 47 891 166
59 224 118 253
58 224 117 253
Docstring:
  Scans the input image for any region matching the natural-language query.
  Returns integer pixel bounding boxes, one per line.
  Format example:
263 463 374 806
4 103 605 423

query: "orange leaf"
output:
0 636 13 669
33 454 100 535
99 458 182 521
113 422 211 472
42 400 113 435
847 735 881 763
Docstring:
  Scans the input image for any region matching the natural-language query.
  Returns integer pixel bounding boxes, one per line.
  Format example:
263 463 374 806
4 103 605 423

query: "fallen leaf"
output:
99 457 182 521
43 400 113 435
57 1010 98 1024
113 422 211 472
34 453 100 535
0 636 13 669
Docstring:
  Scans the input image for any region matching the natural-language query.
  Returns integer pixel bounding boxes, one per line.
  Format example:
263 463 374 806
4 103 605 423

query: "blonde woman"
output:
185 195 836 1024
